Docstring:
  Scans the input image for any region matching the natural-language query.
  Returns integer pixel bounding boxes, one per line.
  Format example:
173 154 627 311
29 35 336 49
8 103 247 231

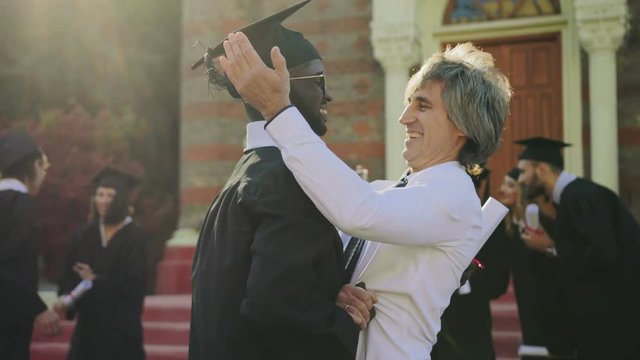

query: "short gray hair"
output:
405 43 512 174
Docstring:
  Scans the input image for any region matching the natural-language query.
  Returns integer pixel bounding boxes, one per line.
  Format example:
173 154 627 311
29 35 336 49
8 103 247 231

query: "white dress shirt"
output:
552 170 577 204
244 120 274 151
266 107 490 360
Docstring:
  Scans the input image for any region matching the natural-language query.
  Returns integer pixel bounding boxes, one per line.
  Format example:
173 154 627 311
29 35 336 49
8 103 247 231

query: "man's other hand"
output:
521 227 555 252
336 284 377 329
35 309 61 336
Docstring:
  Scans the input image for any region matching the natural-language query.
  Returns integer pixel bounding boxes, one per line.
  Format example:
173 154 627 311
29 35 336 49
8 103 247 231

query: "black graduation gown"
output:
0 190 47 360
511 214 575 358
431 221 511 360
59 221 148 360
553 178 640 359
189 146 358 360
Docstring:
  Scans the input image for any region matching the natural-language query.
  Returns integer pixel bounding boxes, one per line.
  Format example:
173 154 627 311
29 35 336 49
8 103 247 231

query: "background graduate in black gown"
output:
431 170 511 360
516 136 640 359
188 2 373 360
500 168 575 359
56 167 148 360
0 127 60 360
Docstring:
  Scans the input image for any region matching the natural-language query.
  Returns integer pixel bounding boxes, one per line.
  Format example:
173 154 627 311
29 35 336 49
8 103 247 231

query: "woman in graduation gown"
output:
56 167 148 360
500 169 543 350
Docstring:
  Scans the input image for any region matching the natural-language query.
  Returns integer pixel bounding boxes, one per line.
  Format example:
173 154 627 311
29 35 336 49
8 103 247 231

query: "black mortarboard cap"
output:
0 127 41 172
514 136 571 169
92 167 140 193
506 167 521 180
191 0 320 71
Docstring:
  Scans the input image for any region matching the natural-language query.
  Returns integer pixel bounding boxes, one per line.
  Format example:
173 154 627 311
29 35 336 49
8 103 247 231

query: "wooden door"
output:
449 34 563 196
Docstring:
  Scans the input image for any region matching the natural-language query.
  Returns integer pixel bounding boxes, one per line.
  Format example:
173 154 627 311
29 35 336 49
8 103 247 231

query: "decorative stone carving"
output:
575 0 629 52
371 22 422 71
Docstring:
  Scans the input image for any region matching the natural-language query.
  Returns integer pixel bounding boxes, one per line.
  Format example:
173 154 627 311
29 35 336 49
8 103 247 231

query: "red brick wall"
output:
617 0 640 219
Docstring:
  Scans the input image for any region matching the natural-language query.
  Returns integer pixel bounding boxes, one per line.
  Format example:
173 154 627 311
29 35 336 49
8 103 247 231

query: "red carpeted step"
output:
491 281 522 359
31 320 74 343
155 246 195 294
30 343 67 360
492 330 521 358
30 342 188 360
32 320 189 346
490 301 521 332
143 294 192 322
144 321 190 345
144 344 189 360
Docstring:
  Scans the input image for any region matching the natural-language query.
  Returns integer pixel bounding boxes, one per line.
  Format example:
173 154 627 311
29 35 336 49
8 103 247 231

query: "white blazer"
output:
347 195 506 360
266 107 507 360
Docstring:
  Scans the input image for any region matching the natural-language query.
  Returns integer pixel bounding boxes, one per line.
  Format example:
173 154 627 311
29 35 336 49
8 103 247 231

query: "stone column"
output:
371 0 422 179
575 0 629 193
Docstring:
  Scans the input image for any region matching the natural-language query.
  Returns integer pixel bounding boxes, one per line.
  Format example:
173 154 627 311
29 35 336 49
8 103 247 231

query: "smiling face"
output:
94 186 117 220
499 175 519 207
399 80 466 172
517 159 548 199
28 153 50 196
289 59 333 136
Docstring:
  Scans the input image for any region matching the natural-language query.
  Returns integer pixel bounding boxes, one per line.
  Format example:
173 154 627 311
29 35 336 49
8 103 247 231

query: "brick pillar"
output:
156 0 246 294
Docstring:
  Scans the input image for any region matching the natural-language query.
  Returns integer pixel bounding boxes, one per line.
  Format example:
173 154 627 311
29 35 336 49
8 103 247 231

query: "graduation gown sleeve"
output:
554 178 639 358
238 166 357 352
266 107 480 246
469 220 510 300
557 179 640 274
58 227 85 320
0 191 47 323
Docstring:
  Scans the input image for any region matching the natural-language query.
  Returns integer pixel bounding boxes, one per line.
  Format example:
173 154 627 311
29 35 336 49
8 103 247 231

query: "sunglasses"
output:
289 74 326 96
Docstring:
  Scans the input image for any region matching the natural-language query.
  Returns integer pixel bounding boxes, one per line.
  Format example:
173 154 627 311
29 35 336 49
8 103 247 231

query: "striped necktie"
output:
342 175 409 283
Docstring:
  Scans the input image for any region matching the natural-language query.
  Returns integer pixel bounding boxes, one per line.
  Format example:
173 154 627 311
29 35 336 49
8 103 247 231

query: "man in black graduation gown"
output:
188 2 371 360
515 136 640 359
0 127 60 360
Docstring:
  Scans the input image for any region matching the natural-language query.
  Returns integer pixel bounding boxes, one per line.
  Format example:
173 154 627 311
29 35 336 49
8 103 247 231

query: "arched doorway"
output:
440 1 567 193
446 32 563 192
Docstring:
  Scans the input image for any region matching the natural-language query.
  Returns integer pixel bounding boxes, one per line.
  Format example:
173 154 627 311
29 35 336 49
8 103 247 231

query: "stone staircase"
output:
31 295 191 360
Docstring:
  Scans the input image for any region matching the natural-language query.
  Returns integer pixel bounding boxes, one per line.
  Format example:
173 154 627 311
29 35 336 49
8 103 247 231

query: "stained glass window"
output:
444 0 561 24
